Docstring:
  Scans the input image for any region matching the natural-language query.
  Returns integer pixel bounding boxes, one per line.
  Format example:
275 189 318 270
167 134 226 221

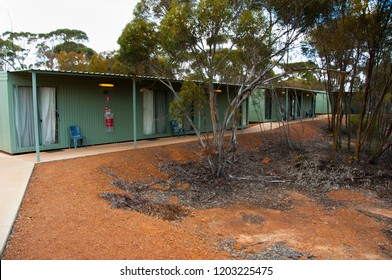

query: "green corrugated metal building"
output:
249 86 328 123
0 70 248 156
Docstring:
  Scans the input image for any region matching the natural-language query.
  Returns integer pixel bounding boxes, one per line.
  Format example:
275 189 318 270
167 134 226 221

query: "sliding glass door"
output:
39 87 57 145
143 89 154 135
14 87 35 147
14 86 58 148
143 90 167 135
154 91 166 134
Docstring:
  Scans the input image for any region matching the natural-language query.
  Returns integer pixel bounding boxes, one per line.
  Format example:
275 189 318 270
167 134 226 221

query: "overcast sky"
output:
0 0 138 53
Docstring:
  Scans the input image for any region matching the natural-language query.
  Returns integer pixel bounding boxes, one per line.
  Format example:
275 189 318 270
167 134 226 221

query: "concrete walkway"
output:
0 116 326 256
0 154 34 257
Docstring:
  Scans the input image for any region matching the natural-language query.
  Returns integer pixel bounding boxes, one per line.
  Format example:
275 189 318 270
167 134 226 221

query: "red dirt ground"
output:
2 120 392 260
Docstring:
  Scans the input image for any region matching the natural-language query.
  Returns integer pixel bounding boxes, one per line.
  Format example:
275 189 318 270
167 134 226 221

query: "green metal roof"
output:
7 69 241 87
9 69 170 81
6 69 326 92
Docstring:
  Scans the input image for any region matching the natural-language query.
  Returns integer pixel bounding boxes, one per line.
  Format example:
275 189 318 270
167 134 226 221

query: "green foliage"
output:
118 18 158 74
267 0 334 28
233 8 271 76
169 81 207 126
54 42 95 58
0 28 99 71
45 29 89 43
120 0 330 176
158 2 192 59
122 0 323 82
0 28 126 72
384 92 392 103
0 31 34 70
350 114 361 130
133 0 177 21
195 0 232 44
282 61 320 85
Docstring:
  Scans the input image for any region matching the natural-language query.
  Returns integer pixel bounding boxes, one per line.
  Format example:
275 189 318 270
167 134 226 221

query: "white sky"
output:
0 0 138 53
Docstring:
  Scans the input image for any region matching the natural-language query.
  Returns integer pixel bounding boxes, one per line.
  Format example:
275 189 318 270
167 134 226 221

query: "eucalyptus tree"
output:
39 29 96 71
304 0 392 162
119 0 328 176
353 0 392 162
307 10 364 160
86 51 124 74
0 29 96 71
0 31 36 70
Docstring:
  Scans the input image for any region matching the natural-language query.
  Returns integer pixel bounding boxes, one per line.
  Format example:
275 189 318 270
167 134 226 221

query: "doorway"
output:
143 90 167 135
13 86 58 148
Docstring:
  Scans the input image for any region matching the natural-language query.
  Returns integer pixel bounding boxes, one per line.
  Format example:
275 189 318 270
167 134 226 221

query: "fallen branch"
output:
228 174 288 183
242 241 265 249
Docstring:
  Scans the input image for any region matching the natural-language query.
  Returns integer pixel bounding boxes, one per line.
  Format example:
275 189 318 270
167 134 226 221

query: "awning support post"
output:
32 71 40 162
133 79 137 149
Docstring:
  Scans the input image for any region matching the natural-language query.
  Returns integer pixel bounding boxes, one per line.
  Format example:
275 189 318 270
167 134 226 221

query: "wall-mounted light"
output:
214 89 222 93
99 83 115 88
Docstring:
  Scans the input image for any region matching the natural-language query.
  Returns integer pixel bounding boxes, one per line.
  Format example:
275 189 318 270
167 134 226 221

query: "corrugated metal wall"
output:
249 88 322 123
2 71 249 154
0 72 12 152
249 88 267 122
316 93 330 114
51 75 134 148
4 72 181 153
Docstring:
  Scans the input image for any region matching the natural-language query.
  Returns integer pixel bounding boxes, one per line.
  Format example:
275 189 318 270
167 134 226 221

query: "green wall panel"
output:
1 71 249 154
249 88 266 122
43 75 134 148
315 93 329 114
0 72 12 152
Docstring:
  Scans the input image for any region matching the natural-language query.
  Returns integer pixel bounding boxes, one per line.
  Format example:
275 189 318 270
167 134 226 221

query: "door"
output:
39 87 57 145
143 90 167 135
14 86 58 148
14 86 35 148
143 89 154 135
264 91 272 120
154 91 167 134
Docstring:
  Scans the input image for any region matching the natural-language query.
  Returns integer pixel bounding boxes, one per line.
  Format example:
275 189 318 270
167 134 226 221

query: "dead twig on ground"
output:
228 174 288 183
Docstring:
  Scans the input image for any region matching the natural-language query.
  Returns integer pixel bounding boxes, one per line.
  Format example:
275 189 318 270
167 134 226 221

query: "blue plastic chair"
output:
69 125 87 149
170 120 185 136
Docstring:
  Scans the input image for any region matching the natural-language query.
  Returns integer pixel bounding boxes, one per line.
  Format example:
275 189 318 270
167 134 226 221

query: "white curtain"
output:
14 86 57 148
14 86 35 148
39 87 56 144
143 90 155 135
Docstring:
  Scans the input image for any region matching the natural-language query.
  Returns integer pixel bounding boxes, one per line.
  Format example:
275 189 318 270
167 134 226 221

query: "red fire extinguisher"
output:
104 107 114 132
